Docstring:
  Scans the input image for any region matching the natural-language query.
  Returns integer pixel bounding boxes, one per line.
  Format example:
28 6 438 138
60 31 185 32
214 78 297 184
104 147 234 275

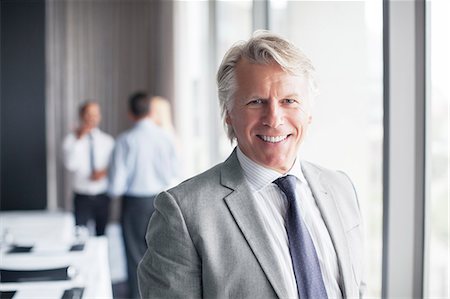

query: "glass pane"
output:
269 0 383 297
173 1 253 178
216 0 253 65
216 0 253 162
425 0 450 297
173 1 211 178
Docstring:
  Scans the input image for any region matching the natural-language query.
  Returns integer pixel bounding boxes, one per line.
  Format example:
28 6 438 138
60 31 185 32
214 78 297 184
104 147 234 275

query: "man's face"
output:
226 59 312 173
81 103 101 129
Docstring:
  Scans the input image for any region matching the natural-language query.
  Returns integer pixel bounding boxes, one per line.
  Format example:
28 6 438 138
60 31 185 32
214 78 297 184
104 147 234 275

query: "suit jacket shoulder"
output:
138 151 279 298
167 162 224 200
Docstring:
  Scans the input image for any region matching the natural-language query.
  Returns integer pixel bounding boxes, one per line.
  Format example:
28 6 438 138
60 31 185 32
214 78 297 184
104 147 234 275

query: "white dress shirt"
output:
63 128 115 195
236 147 343 299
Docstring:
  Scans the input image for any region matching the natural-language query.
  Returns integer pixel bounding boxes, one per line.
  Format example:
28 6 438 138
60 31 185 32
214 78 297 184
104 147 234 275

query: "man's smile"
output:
257 134 291 143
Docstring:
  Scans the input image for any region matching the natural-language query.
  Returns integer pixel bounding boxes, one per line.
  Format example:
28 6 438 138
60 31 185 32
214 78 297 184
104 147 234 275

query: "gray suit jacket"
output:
138 150 365 298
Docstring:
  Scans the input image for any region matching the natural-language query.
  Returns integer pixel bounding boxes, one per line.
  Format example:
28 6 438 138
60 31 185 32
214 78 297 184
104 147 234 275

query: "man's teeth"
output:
260 135 288 143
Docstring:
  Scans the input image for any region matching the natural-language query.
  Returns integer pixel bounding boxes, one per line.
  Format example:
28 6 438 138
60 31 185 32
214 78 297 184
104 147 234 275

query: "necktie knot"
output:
273 175 297 202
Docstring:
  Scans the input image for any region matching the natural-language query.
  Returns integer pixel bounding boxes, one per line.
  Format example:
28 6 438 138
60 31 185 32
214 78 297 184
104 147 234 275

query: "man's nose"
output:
263 102 284 128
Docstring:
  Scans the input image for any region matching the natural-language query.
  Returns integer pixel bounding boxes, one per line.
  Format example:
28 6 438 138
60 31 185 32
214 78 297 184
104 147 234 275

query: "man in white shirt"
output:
63 101 114 236
138 31 365 298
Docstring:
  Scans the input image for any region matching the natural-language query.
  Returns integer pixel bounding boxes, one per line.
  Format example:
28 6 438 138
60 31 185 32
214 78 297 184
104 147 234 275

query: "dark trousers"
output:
121 195 156 299
74 193 110 236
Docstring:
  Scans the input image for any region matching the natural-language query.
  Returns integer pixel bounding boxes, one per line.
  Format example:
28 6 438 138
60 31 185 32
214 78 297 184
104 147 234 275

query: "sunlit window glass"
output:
269 0 383 297
216 0 253 162
425 0 450 297
174 1 253 178
173 1 210 178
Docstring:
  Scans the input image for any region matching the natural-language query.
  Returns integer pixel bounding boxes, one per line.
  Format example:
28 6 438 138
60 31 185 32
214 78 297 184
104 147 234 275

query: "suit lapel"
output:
221 150 289 299
301 162 355 297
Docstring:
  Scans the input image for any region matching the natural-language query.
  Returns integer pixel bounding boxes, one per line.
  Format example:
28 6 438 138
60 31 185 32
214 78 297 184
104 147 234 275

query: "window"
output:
174 1 253 178
173 1 211 178
216 0 253 162
269 0 383 296
425 0 450 296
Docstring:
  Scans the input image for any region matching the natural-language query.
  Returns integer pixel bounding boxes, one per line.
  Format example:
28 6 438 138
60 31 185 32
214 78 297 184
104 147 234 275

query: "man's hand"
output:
90 169 107 181
75 125 93 139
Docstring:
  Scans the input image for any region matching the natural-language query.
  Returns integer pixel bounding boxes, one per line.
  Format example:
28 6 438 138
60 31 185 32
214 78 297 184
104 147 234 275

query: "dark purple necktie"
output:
273 175 328 299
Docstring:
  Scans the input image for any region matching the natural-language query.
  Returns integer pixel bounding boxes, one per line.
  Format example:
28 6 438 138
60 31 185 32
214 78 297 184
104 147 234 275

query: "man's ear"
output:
127 111 137 122
225 112 232 125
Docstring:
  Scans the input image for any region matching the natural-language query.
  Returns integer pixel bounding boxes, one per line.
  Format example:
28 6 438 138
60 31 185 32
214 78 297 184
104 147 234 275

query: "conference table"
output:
0 211 113 299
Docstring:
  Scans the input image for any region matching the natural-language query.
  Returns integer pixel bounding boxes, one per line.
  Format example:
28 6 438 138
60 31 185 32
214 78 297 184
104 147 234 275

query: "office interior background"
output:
0 0 448 298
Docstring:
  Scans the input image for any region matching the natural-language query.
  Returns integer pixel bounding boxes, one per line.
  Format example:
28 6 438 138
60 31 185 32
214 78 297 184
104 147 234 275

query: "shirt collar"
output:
135 118 155 128
88 127 99 137
236 146 307 191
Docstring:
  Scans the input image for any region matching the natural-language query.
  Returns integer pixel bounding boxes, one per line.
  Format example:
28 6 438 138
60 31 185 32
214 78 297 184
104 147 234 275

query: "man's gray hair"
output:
217 30 318 141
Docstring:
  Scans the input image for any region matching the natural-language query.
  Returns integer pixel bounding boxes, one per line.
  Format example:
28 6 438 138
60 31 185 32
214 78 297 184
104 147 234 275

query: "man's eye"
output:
284 99 296 104
248 99 263 105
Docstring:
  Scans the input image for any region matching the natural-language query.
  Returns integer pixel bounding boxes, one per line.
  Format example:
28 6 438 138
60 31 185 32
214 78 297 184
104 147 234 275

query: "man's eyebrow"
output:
282 94 301 99
239 94 302 101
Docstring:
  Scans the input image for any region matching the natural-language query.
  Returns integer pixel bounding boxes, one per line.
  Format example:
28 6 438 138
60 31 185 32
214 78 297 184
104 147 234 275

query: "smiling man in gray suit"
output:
138 31 365 299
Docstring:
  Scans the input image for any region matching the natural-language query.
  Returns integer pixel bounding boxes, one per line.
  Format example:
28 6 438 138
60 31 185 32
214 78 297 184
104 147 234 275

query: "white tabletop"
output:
0 237 113 299
0 211 75 245
0 211 112 298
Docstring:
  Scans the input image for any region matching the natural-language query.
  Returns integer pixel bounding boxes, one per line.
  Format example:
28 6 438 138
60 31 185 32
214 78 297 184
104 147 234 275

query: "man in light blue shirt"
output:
108 91 179 299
